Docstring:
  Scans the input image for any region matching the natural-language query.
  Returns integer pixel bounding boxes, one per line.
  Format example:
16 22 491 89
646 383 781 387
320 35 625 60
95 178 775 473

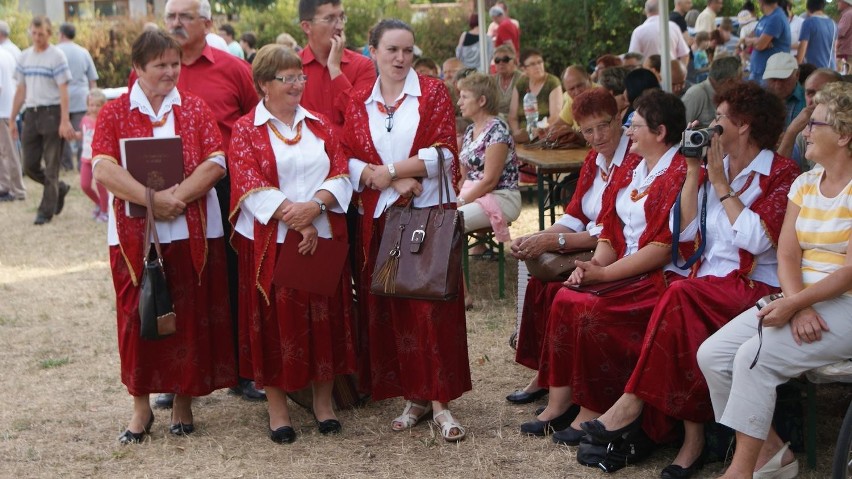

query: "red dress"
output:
515 147 640 370
627 153 798 442
538 152 688 415
343 75 472 403
228 109 357 392
92 92 236 396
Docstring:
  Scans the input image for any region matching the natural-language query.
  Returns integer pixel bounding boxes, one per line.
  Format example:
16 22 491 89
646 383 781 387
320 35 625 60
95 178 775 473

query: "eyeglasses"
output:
523 59 544 68
385 110 395 132
165 12 200 24
494 56 514 64
312 14 347 25
714 113 733 123
273 74 308 85
580 118 613 138
626 122 649 133
807 119 831 132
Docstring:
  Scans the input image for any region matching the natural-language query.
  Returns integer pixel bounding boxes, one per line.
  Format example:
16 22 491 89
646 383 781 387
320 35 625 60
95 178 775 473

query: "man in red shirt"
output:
489 5 520 56
298 0 376 135
149 0 260 407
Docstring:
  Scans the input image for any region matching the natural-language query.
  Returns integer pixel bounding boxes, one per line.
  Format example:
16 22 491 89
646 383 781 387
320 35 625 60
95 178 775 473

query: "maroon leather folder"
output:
274 231 349 297
120 136 185 218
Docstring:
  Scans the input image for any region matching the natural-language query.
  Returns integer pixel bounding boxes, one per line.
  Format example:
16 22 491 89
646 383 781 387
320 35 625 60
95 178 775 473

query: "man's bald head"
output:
562 65 591 99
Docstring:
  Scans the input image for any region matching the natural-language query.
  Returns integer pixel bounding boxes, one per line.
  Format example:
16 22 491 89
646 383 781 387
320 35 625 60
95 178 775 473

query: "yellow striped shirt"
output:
789 169 852 292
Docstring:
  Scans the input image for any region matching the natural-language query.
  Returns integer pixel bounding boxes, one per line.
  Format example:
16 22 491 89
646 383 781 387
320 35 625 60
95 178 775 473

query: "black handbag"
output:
370 147 464 301
138 187 177 340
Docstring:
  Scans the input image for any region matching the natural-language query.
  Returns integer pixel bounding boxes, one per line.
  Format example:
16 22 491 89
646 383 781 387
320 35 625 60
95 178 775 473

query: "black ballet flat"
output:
118 410 155 445
660 455 705 479
580 416 641 443
505 388 549 404
316 418 342 435
520 404 580 436
269 425 297 444
169 422 195 436
551 425 587 446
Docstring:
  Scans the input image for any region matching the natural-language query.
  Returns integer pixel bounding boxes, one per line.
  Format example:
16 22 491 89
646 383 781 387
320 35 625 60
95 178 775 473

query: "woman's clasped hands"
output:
281 201 321 255
565 257 607 286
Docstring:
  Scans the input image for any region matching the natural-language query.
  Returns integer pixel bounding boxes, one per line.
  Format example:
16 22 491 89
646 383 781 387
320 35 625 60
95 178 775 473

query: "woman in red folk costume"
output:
343 19 471 442
527 90 689 446
506 89 640 409
91 30 235 444
228 45 356 444
583 82 798 479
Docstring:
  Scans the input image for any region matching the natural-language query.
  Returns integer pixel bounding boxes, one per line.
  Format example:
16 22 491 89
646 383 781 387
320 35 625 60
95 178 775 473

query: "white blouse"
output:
673 149 779 286
348 68 456 218
234 102 352 242
103 83 226 245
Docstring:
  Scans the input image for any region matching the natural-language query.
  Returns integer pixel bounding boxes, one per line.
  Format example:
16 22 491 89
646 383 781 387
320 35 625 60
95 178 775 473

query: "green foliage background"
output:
3 0 834 87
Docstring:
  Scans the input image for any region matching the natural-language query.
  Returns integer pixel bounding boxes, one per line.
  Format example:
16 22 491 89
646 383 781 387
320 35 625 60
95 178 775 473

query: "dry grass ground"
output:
0 172 848 478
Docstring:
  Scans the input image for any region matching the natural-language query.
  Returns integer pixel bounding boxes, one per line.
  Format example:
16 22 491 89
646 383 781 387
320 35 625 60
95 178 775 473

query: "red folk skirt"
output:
515 277 565 370
235 233 357 392
356 214 472 403
110 238 237 397
626 273 776 442
538 271 683 414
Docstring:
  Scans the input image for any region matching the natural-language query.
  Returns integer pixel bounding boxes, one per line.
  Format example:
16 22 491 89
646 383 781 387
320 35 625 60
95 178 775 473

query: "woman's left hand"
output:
281 201 319 231
296 224 319 255
788 307 830 345
572 257 607 285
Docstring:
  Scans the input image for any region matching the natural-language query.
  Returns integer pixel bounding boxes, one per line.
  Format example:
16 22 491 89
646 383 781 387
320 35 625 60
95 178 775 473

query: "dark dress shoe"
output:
580 416 641 443
154 393 174 409
505 388 549 404
169 422 195 436
316 418 342 435
33 214 51 225
55 182 70 215
231 379 267 401
0 192 14 202
660 455 704 479
269 425 296 444
552 425 587 446
520 404 580 436
118 411 154 445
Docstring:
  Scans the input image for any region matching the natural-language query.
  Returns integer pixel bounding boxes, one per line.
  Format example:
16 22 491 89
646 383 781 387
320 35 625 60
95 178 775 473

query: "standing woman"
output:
508 48 563 143
228 45 356 444
91 30 235 443
343 19 471 442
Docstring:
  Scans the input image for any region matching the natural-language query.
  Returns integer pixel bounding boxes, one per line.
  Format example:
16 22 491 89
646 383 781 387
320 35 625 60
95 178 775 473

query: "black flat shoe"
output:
580 416 641 443
231 379 267 401
506 388 549 404
552 425 586 446
520 404 580 436
269 425 296 444
55 182 70 216
169 422 195 436
660 455 704 479
118 411 154 445
316 418 342 435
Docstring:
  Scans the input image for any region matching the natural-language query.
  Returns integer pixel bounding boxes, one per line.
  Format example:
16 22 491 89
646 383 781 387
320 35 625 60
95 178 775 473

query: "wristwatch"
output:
310 197 326 213
719 189 738 202
557 233 566 248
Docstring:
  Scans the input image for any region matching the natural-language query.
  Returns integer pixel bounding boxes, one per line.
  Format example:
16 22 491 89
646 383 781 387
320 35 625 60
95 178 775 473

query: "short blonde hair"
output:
276 32 299 49
87 88 107 105
814 82 852 155
457 72 500 116
252 44 302 97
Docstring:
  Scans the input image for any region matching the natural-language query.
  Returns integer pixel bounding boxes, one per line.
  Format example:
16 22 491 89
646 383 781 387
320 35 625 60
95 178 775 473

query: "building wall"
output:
18 0 165 23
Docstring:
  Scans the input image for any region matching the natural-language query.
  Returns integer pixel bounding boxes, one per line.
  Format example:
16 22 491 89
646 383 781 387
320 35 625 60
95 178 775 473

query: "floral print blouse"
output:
460 116 519 191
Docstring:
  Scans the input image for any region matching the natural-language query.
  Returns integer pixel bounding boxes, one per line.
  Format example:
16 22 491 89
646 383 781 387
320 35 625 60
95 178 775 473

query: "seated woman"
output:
506 88 640 405
698 82 852 479
491 44 522 123
229 45 356 444
92 30 235 443
523 91 688 445
582 81 799 479
456 72 521 304
508 48 563 143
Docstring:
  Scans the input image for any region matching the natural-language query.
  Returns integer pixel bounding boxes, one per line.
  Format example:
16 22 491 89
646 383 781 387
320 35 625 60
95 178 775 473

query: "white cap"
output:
489 6 505 17
736 11 755 24
763 52 798 80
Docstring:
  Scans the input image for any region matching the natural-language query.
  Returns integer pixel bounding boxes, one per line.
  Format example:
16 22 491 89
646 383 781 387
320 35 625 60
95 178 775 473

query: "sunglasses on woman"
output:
493 56 513 64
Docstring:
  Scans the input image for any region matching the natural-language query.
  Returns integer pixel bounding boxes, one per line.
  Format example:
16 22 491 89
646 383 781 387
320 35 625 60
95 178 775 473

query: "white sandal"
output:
433 409 466 442
391 401 432 431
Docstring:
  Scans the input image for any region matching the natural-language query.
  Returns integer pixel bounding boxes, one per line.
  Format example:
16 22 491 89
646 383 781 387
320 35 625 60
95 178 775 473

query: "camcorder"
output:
679 125 723 159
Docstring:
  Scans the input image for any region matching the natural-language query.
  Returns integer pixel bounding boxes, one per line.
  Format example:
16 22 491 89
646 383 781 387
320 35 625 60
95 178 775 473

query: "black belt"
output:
27 105 60 112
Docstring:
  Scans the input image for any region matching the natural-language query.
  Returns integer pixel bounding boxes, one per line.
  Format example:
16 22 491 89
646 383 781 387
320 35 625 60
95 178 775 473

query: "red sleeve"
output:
639 154 688 248
331 53 377 129
91 98 122 163
195 96 225 158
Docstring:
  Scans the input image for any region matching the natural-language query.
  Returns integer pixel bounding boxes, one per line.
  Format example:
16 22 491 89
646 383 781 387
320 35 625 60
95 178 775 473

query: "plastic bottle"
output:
522 90 539 140
842 58 850 76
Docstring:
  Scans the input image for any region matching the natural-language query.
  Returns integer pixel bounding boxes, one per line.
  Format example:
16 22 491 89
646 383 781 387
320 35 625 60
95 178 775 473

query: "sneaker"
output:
92 206 101 219
55 182 70 215
96 212 108 223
